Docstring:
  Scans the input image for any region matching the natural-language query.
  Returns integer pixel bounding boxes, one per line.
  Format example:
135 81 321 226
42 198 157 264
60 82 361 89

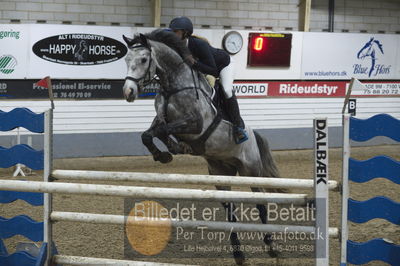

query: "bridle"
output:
125 44 158 88
124 40 201 101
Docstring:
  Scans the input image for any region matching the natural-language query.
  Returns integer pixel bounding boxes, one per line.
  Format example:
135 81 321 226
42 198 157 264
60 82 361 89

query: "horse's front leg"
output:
141 117 174 164
142 112 202 163
164 111 203 152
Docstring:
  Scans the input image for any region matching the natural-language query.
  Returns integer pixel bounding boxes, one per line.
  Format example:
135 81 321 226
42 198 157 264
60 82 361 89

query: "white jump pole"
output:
0 180 308 205
12 127 26 177
340 114 351 265
53 255 189 266
50 211 339 237
43 109 53 266
52 170 339 190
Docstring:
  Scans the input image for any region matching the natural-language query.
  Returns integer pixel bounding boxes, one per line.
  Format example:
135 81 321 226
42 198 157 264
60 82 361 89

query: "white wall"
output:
1 97 400 136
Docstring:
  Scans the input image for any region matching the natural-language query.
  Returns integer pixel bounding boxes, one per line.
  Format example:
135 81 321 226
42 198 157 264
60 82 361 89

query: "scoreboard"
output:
247 33 292 67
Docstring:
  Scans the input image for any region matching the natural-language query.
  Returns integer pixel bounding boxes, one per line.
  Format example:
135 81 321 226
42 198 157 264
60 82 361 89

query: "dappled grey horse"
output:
122 29 280 264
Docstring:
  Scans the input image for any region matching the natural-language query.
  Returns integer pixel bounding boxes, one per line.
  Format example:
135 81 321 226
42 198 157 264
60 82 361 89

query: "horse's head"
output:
122 34 157 102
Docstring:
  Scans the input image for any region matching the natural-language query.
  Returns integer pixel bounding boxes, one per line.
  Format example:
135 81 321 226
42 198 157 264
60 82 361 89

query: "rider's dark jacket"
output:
188 36 230 78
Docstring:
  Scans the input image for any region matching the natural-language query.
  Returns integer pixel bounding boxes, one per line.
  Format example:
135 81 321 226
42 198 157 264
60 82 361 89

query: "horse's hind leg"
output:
239 164 279 258
251 187 278 258
206 159 245 265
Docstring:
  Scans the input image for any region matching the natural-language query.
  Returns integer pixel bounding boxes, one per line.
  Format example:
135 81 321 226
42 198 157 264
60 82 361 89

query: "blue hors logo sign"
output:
32 33 127 65
354 37 391 77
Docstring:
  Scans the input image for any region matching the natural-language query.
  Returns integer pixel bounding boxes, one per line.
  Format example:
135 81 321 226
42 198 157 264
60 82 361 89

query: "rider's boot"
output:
226 95 248 144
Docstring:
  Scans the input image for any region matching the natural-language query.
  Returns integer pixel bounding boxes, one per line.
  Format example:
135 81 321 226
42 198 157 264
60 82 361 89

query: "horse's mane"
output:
140 29 191 60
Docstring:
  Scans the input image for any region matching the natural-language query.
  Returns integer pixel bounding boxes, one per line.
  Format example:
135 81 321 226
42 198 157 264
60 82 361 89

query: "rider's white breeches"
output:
220 57 235 99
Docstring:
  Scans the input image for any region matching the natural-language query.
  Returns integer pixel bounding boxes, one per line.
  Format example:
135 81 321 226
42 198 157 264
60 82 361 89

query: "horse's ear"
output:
123 35 134 46
139 34 148 47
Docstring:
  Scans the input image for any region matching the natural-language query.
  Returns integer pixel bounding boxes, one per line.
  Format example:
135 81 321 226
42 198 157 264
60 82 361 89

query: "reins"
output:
125 40 217 125
125 44 157 89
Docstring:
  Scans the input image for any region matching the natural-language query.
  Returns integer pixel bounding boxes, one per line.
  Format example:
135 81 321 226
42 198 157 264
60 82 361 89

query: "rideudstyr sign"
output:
233 81 400 98
234 81 345 97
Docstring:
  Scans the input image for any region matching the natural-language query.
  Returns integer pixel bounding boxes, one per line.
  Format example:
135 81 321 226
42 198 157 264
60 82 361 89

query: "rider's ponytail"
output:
191 34 210 44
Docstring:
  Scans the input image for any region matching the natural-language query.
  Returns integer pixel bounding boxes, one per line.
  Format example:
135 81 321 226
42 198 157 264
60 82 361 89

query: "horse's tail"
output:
254 130 279 178
254 130 288 193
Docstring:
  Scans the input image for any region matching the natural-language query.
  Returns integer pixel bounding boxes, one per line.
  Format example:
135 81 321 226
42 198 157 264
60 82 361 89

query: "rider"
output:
169 16 248 144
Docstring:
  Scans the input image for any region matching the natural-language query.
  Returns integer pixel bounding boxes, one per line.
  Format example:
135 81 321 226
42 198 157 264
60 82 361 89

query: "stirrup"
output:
234 127 248 144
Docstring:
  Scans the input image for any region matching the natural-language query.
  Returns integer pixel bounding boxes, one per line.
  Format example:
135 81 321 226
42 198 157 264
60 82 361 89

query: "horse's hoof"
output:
265 242 279 258
155 152 173 164
268 248 279 258
233 250 245 265
264 236 279 258
264 234 273 245
178 142 193 154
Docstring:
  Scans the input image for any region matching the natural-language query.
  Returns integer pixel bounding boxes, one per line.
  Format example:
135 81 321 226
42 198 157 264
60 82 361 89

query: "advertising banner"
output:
233 81 268 97
233 80 400 98
348 81 400 96
301 32 400 80
0 25 30 79
1 24 399 99
267 81 345 97
2 79 399 99
28 24 132 79
0 79 162 99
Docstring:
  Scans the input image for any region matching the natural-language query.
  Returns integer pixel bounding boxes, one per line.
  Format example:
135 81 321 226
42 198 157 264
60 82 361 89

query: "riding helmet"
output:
169 16 193 36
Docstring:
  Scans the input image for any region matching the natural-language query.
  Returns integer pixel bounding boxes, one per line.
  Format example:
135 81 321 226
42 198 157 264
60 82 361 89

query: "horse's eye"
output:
141 58 147 64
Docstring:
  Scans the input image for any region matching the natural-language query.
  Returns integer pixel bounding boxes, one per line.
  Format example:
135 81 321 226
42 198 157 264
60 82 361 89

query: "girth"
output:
188 112 222 155
162 86 221 155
